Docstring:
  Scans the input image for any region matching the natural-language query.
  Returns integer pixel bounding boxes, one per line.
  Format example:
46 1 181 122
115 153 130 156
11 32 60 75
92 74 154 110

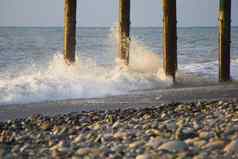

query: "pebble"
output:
72 134 84 144
39 121 51 130
193 152 209 159
176 127 197 140
164 120 177 131
113 132 128 140
146 137 168 148
128 141 144 149
76 148 91 156
20 143 30 152
0 100 237 158
76 148 102 156
186 138 207 148
202 140 225 150
198 131 215 140
145 129 160 136
136 154 152 159
158 141 188 152
112 121 120 129
224 139 238 154
192 121 201 130
0 147 4 158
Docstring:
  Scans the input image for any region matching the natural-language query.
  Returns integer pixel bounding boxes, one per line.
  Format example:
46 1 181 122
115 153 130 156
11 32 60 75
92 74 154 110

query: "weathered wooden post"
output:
64 0 77 64
219 0 231 81
118 0 130 66
162 0 177 81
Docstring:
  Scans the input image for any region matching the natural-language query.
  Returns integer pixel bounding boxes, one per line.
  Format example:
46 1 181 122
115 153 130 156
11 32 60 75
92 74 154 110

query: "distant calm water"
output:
0 27 238 104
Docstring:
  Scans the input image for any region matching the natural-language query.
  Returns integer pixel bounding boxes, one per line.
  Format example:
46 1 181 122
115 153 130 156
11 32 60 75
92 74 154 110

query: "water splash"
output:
5 26 237 105
111 23 167 80
1 27 237 105
0 44 170 105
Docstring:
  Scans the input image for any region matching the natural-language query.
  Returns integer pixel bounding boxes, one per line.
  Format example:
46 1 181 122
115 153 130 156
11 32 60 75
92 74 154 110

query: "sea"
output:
0 27 237 105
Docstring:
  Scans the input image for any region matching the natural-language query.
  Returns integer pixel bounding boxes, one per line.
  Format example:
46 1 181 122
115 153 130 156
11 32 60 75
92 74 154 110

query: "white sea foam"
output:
1 52 238 105
0 39 170 105
111 23 167 79
179 59 238 81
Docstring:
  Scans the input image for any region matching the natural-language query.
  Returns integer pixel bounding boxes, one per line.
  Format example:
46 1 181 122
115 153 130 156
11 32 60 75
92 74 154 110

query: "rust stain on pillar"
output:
163 0 177 81
64 0 77 64
219 0 231 81
118 0 130 66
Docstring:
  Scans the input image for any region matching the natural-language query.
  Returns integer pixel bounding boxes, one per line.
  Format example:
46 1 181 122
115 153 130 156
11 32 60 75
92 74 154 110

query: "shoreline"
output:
1 82 238 122
0 83 238 158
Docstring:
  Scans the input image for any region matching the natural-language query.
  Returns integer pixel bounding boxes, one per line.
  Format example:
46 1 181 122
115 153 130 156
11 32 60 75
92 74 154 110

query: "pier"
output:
1 2 238 158
64 0 233 82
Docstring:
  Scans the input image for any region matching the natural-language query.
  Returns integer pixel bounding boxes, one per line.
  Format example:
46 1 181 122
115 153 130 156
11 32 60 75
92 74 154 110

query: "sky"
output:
0 0 237 27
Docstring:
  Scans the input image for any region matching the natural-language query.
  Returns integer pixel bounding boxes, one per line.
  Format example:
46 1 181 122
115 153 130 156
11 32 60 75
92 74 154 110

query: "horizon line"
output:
1 25 238 28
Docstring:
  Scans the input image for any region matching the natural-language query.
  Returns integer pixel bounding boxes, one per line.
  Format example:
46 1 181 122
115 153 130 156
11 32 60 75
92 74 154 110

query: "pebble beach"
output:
0 100 238 159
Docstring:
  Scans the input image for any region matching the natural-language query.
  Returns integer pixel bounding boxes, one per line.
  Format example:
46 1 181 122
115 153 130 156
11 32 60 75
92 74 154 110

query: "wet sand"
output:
0 82 238 122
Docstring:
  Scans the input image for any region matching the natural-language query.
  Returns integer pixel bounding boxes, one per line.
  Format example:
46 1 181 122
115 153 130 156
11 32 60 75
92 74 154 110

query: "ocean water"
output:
0 27 237 105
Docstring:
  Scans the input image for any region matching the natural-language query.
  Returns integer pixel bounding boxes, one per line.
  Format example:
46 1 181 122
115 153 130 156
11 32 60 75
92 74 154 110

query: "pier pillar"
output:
118 0 131 66
162 0 177 81
64 0 77 64
219 0 231 81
